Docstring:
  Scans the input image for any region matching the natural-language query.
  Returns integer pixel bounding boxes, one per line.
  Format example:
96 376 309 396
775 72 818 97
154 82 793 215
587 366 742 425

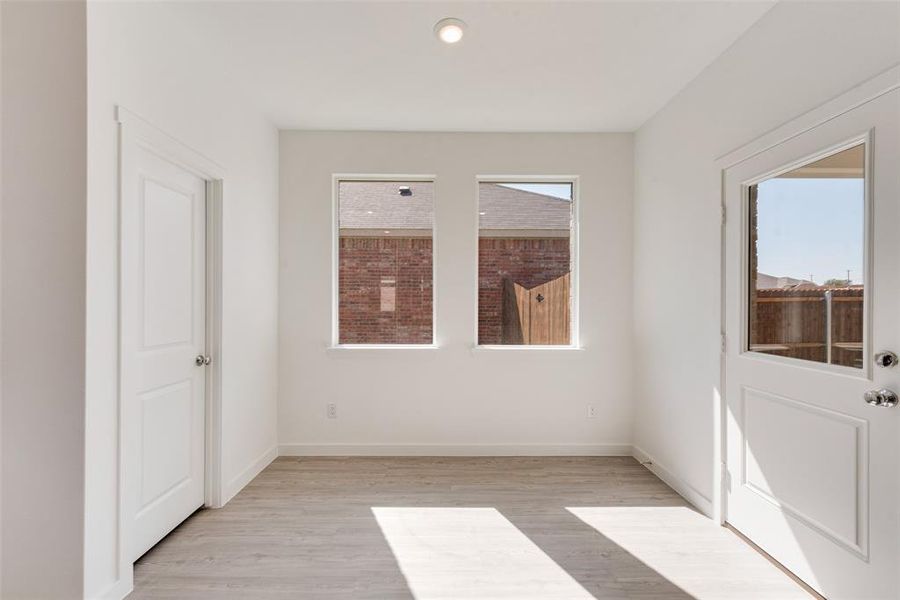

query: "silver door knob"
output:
195 354 211 367
864 388 898 407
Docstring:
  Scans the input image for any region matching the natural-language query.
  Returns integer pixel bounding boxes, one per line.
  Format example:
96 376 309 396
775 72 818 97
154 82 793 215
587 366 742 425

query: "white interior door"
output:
122 141 207 561
724 89 900 599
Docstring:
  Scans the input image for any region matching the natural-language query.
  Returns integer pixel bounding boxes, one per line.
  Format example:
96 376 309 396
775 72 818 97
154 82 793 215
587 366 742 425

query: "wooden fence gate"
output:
501 273 570 345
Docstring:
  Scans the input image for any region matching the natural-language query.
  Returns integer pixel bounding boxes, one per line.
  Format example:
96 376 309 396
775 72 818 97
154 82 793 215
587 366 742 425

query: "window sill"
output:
471 345 584 352
327 344 440 352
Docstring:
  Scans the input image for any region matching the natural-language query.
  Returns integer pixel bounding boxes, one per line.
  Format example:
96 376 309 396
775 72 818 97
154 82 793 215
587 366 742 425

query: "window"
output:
478 181 575 346
747 143 865 368
337 179 434 345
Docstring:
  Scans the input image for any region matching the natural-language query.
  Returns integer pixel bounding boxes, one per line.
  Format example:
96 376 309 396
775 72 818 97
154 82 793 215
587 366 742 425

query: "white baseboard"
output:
92 574 132 600
632 445 713 517
278 443 634 457
223 445 278 503
90 446 277 600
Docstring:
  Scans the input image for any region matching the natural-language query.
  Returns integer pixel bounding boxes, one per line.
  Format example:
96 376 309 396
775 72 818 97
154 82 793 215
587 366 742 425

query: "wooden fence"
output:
501 273 570 345
750 287 864 367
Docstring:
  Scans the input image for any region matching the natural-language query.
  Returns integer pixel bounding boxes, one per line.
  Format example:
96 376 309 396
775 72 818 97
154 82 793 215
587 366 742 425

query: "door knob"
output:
864 388 898 407
195 354 211 367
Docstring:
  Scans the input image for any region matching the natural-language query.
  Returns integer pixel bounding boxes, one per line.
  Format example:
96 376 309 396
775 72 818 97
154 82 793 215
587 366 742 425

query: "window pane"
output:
478 182 574 345
338 181 433 344
748 144 865 368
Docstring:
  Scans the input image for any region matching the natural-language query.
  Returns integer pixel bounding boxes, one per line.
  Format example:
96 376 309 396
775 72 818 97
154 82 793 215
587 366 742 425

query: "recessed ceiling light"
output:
479 211 486 215
434 18 466 44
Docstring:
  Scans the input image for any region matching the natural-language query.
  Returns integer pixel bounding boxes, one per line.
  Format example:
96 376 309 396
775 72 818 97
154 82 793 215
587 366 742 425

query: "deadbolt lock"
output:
875 351 898 368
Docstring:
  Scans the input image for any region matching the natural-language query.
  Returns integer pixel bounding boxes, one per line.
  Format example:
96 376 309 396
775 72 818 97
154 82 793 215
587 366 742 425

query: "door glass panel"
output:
747 144 865 368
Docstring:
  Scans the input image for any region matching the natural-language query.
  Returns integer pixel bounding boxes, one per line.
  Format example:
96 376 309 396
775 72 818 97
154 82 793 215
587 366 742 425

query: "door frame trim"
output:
115 107 225 593
713 65 900 526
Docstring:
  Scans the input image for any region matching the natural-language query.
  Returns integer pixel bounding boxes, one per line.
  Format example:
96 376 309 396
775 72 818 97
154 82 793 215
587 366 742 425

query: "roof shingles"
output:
338 181 571 231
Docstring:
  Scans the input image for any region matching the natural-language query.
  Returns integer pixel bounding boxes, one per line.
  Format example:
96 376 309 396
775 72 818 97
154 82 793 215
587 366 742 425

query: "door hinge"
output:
720 333 727 353
721 205 726 226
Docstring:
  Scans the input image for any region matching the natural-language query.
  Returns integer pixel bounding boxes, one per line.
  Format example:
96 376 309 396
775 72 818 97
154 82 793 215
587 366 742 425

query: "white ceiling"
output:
174 1 775 132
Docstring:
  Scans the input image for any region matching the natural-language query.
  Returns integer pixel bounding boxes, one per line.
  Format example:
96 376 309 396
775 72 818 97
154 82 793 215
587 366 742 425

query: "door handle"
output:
195 354 211 367
864 388 898 408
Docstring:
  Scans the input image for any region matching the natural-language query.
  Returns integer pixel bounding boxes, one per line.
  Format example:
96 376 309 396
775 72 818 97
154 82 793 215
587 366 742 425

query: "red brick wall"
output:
339 237 433 344
478 238 571 345
338 236 570 345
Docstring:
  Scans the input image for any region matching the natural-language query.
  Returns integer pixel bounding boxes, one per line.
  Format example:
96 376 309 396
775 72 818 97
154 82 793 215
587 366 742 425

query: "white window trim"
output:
327 344 441 353
737 133 872 379
472 345 585 353
473 175 581 350
331 174 438 349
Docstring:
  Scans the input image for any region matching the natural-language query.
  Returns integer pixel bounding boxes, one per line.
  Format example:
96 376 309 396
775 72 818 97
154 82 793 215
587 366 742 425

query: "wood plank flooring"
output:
131 457 810 599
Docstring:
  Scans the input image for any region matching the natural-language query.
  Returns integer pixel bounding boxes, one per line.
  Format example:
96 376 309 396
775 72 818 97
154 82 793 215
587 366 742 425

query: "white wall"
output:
279 132 633 454
633 1 900 511
1 1 87 597
1 3 3 591
85 3 279 597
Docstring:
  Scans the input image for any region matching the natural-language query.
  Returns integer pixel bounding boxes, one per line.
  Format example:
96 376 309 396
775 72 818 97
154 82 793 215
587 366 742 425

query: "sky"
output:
499 183 572 200
756 177 864 285
499 179 861 284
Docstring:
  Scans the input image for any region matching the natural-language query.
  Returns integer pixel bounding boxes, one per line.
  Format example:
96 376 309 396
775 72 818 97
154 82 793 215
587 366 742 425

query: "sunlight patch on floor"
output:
567 506 811 600
372 507 594 600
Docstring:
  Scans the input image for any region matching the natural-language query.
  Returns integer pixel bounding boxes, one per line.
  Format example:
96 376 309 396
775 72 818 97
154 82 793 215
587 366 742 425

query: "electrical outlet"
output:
587 404 596 418
326 403 337 419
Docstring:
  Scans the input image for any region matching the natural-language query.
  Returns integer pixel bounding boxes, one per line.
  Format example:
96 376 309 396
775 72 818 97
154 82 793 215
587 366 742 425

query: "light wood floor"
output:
131 457 811 599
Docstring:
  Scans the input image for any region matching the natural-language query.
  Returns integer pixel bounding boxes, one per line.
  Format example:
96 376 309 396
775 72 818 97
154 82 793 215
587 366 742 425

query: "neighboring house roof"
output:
339 181 434 230
756 272 816 289
338 181 571 231
479 184 571 231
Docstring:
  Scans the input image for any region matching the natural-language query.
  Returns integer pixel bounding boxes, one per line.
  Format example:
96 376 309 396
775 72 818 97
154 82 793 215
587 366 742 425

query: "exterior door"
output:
122 142 208 561
724 88 900 599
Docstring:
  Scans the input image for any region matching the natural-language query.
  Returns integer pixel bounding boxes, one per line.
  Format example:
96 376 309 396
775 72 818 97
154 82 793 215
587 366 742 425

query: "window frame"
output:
474 175 581 350
331 174 438 349
738 134 872 377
